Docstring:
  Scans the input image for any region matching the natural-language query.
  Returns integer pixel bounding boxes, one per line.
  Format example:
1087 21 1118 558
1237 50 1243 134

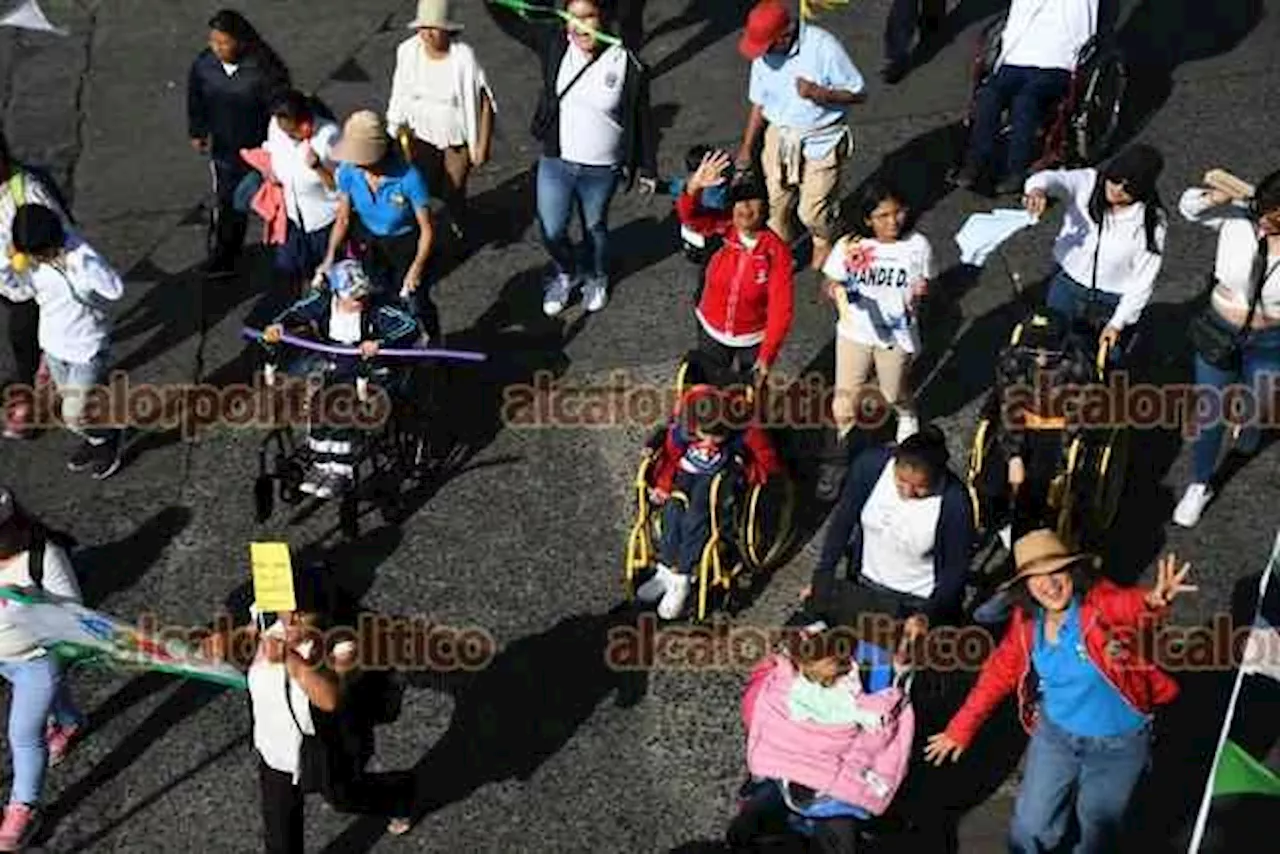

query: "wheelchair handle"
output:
240 327 487 362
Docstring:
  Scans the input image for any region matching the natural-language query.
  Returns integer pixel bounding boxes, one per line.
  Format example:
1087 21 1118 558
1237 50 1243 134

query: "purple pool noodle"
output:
242 327 486 362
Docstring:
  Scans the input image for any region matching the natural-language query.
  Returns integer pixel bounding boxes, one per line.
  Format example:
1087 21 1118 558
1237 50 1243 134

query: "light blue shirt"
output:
1032 601 1147 737
747 24 864 160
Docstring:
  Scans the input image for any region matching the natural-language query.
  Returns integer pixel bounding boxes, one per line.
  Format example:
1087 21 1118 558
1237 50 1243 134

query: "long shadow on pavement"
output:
318 601 651 853
643 1 754 80
76 505 193 608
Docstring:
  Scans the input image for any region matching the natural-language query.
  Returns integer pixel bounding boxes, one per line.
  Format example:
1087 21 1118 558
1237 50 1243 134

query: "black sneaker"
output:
815 460 847 502
89 431 125 480
880 60 908 85
67 440 99 472
995 172 1027 196
951 163 981 190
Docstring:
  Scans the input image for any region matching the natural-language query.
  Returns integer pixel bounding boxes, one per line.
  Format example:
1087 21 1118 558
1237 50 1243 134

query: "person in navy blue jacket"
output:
805 425 973 640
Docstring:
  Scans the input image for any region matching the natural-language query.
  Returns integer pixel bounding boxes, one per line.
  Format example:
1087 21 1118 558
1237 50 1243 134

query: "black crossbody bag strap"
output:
1234 238 1276 348
555 49 605 102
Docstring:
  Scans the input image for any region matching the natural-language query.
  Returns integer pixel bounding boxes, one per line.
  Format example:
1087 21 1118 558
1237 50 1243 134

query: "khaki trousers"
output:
760 124 849 248
832 337 914 438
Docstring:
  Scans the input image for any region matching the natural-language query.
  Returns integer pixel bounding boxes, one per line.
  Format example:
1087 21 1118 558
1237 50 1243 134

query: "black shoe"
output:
950 163 980 190
880 60 908 85
67 440 98 472
816 459 847 502
89 432 125 480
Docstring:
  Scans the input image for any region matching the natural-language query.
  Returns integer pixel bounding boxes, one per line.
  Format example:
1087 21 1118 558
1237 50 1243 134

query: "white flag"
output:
0 0 69 36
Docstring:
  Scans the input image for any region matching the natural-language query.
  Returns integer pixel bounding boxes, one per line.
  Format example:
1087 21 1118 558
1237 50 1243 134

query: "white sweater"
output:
0 233 124 364
999 0 1098 72
1025 167 1166 329
1178 188 1280 321
0 542 82 661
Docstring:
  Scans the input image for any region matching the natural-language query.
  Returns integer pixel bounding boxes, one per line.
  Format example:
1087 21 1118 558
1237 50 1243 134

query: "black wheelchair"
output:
965 315 1131 554
623 351 796 622
250 340 432 539
962 13 1128 172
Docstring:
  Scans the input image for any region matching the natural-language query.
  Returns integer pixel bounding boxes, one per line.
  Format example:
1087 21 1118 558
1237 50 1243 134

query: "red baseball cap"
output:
738 0 792 60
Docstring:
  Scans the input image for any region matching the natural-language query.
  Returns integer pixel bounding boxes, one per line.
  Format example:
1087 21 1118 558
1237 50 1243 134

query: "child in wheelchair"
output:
730 621 915 852
980 307 1095 546
261 259 421 498
635 384 780 620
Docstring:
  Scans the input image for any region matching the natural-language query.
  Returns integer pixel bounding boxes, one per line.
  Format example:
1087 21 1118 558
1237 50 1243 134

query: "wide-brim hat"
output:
738 0 790 60
334 110 389 166
408 0 464 31
997 529 1101 591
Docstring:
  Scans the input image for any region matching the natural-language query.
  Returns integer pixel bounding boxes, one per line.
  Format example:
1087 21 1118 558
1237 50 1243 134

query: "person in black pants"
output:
882 0 946 84
187 9 290 278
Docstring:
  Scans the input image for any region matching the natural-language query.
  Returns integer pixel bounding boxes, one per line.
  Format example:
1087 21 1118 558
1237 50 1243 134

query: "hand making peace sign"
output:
1144 552 1197 609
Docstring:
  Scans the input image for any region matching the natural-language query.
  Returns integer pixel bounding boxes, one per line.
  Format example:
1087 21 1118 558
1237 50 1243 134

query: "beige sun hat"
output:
407 0 464 31
334 110 389 167
997 529 1101 592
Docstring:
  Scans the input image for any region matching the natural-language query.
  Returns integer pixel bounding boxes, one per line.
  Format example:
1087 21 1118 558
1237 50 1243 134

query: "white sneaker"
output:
998 524 1012 551
1173 483 1213 528
895 412 919 443
582 276 608 312
635 564 673 601
542 273 573 317
657 573 691 620
300 464 326 495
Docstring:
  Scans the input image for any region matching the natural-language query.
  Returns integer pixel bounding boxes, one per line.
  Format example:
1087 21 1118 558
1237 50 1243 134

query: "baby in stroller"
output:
983 307 1096 546
635 384 780 620
731 622 915 852
262 259 421 498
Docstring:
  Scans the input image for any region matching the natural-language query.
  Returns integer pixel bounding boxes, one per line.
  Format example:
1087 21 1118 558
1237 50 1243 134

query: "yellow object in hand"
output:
9 252 30 274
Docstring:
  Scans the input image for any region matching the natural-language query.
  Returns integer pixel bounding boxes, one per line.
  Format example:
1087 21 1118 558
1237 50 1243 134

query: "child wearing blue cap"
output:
263 259 420 496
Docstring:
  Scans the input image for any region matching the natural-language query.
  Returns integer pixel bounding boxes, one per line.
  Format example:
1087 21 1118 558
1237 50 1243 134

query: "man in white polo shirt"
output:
954 0 1097 195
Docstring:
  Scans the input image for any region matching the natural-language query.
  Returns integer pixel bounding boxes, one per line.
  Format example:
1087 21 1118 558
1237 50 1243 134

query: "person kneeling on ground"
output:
636 385 781 620
925 530 1194 853
0 204 127 479
263 259 420 498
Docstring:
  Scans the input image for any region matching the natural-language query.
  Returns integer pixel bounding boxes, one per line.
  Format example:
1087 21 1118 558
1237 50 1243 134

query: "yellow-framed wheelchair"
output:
623 413 797 623
965 319 1130 553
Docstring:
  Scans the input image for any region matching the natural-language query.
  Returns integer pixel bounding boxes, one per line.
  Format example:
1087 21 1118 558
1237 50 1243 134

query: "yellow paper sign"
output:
250 543 296 612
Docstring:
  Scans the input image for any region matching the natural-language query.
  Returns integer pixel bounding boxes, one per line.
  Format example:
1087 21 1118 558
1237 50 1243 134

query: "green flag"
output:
1212 740 1280 799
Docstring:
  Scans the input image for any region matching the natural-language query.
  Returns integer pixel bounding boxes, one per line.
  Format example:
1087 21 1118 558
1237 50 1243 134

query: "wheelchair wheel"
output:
339 493 359 539
253 475 274 524
1054 436 1085 550
1088 427 1130 534
279 461 305 506
623 452 661 598
1070 49 1127 166
694 471 731 624
738 473 796 573
966 418 994 535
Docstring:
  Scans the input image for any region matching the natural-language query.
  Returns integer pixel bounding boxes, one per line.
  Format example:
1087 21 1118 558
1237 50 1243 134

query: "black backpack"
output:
26 526 79 589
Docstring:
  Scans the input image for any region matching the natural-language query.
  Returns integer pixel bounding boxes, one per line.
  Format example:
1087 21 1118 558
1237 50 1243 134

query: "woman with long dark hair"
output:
0 487 86 849
188 9 291 277
1023 144 1168 358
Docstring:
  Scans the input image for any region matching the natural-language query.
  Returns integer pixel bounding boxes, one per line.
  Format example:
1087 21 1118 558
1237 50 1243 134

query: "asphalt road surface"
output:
0 1 1277 851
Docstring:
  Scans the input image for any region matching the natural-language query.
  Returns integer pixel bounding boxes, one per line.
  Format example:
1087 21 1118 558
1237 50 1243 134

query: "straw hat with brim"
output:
408 0 463 31
997 529 1102 592
334 111 389 167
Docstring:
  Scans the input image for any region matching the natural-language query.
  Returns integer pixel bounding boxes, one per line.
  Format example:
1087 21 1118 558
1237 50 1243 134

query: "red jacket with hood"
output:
676 189 794 367
944 580 1180 749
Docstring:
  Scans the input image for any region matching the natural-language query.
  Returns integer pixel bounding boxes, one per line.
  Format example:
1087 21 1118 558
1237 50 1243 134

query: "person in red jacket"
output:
635 384 781 620
924 529 1195 854
677 150 794 385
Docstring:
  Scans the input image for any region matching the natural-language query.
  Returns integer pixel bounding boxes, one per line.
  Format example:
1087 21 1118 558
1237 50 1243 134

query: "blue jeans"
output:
1009 716 1150 853
0 655 83 805
1190 311 1280 483
967 65 1071 178
535 156 620 280
43 350 114 441
1046 269 1125 361
658 469 734 575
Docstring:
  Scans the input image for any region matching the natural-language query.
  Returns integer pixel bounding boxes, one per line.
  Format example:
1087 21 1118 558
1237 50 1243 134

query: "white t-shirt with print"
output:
264 117 341 233
557 42 628 167
822 232 936 353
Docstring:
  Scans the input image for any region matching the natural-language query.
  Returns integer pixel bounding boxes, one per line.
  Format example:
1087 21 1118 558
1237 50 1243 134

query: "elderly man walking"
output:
735 0 866 271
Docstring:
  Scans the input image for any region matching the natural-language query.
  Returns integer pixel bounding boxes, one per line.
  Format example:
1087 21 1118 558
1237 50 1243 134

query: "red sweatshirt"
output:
943 581 1180 749
676 189 795 367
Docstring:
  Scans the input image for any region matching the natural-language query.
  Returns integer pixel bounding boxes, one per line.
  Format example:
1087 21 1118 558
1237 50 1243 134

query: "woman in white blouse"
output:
386 0 495 244
1173 170 1280 527
202 564 413 850
1022 144 1168 358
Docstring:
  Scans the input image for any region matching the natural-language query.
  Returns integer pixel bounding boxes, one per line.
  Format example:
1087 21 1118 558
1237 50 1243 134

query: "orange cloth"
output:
239 148 287 246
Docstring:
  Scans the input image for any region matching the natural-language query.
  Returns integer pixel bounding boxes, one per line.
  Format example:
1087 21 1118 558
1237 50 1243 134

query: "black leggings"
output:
351 221 440 343
258 758 412 854
695 323 760 385
3 296 39 385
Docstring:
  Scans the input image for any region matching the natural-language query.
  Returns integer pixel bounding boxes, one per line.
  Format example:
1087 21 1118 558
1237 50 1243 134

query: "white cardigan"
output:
1024 167 1166 330
385 37 495 163
1179 188 1280 321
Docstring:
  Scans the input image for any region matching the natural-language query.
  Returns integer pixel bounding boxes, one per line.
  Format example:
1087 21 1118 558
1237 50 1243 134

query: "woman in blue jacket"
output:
805 425 974 641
